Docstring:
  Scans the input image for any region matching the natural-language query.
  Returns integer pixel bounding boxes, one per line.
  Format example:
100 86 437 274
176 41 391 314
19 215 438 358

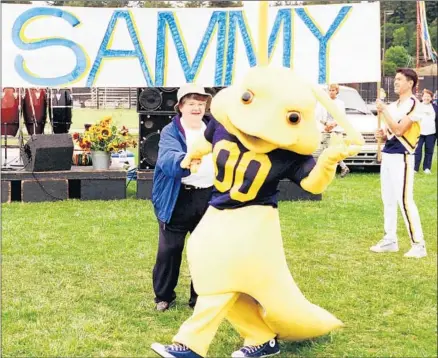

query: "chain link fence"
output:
71 88 137 109
71 75 437 110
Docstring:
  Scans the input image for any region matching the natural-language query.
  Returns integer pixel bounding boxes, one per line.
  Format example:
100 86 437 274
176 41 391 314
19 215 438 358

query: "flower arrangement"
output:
72 116 137 153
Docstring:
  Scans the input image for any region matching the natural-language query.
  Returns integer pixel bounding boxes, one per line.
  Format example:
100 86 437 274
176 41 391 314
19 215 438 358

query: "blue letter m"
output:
155 11 226 86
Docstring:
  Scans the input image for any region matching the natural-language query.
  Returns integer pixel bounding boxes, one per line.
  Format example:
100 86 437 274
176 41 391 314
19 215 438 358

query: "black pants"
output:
152 185 212 306
414 134 436 171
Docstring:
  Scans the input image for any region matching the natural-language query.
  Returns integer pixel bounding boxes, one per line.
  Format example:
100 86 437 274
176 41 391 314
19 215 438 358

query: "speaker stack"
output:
137 86 224 170
137 87 177 169
48 88 73 134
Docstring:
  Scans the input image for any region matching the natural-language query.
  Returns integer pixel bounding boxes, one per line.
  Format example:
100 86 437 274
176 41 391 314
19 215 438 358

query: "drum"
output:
1 88 20 136
23 88 47 135
49 89 73 134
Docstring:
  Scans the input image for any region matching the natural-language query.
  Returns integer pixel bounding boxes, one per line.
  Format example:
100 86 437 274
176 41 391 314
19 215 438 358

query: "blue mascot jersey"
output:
204 119 316 209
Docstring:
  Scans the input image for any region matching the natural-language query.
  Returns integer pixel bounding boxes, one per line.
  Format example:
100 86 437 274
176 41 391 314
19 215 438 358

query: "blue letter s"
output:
12 7 89 86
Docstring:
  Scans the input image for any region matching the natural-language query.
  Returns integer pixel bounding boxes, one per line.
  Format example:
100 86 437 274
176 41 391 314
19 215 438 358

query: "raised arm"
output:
181 118 215 170
156 125 191 178
376 99 418 136
300 134 361 194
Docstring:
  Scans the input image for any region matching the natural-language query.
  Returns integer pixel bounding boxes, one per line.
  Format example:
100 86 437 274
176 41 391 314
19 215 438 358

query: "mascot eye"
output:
287 112 301 124
241 91 254 104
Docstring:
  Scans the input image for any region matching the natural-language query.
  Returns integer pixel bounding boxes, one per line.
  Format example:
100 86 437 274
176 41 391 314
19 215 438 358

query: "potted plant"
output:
72 116 137 170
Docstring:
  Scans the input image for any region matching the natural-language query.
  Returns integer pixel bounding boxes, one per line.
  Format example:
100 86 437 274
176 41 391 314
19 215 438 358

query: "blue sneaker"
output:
231 338 280 357
151 342 203 358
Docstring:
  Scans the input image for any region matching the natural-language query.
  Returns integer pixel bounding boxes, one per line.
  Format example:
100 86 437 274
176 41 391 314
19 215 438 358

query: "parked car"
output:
314 85 381 167
366 101 378 115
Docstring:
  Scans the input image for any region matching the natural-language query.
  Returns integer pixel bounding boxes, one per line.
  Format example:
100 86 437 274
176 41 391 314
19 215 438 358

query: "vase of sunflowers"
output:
90 150 111 170
72 116 136 170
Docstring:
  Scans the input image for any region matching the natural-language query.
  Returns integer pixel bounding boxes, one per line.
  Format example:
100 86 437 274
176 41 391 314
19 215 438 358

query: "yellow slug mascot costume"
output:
152 3 364 358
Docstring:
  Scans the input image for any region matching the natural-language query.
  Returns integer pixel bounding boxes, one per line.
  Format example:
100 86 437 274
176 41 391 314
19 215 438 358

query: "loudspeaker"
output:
136 87 226 169
137 87 178 113
139 113 173 169
21 134 74 172
49 89 73 134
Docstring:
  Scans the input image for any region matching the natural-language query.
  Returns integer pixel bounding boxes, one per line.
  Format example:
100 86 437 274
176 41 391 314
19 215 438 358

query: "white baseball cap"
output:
174 83 212 112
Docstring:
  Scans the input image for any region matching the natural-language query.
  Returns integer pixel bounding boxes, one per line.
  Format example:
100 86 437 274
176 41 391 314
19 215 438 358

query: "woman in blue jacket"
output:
151 84 214 311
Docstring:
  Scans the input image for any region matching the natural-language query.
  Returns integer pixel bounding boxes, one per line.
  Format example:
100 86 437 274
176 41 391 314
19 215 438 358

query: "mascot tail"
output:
258 294 344 341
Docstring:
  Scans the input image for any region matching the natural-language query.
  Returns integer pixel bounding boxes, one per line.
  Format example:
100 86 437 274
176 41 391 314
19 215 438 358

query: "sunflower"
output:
100 117 112 127
72 115 136 154
107 143 117 152
100 127 112 139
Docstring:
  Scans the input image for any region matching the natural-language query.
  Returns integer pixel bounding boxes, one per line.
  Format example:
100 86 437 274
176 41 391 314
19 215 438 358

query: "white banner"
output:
1 2 381 88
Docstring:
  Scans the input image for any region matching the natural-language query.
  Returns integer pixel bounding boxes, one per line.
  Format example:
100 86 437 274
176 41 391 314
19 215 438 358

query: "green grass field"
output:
2 160 437 357
69 108 139 131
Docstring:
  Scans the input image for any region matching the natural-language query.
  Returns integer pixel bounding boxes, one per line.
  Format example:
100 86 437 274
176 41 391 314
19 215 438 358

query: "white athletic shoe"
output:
424 169 431 174
370 239 399 253
404 243 427 258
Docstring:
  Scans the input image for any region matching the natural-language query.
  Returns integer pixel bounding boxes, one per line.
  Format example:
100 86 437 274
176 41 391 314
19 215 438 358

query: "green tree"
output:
425 1 438 25
381 1 435 26
405 20 437 60
382 22 400 50
384 45 411 69
383 61 397 76
429 23 438 57
139 1 172 8
407 23 418 58
299 1 331 4
182 1 207 7
385 1 416 25
207 1 242 8
48 0 130 7
392 27 408 47
271 1 305 5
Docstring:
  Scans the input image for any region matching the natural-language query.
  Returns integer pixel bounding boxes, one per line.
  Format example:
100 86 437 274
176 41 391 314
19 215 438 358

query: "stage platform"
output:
1 166 322 203
136 170 322 202
1 166 127 203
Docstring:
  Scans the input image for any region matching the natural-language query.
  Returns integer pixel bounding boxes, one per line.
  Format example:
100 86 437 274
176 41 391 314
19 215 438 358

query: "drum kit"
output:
1 87 73 168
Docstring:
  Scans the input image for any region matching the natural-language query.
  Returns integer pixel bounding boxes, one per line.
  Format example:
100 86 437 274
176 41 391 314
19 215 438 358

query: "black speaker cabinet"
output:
49 89 73 134
136 87 226 170
139 113 174 169
21 134 74 172
137 87 178 113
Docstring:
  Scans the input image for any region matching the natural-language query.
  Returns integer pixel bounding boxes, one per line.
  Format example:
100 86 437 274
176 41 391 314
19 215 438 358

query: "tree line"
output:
3 1 243 8
379 1 437 75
